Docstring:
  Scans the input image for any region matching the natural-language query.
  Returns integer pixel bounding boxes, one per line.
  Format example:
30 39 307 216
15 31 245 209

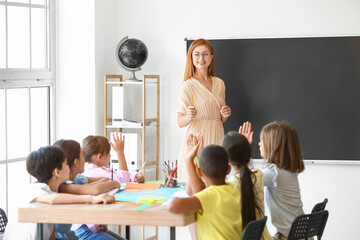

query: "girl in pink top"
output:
82 132 145 183
73 132 145 239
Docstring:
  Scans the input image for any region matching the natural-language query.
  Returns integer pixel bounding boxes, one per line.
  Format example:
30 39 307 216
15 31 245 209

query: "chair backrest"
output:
311 198 328 213
240 216 267 240
287 210 329 240
0 208 8 234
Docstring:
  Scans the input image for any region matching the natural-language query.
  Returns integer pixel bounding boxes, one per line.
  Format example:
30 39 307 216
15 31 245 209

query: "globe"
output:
116 36 148 81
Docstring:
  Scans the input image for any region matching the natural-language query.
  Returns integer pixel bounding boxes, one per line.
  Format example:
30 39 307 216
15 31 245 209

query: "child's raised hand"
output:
195 132 203 158
135 173 145 183
91 193 115 204
239 121 253 144
110 131 125 153
185 133 199 165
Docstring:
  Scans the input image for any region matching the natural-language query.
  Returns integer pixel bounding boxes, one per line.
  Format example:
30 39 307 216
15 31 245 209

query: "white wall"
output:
57 0 360 239
56 0 96 143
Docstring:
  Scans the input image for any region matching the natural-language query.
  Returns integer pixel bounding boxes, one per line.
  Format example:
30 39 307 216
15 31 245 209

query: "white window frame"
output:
0 0 56 215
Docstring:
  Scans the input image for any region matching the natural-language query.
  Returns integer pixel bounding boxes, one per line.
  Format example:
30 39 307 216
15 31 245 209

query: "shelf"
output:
106 123 156 129
106 125 143 129
105 80 158 85
105 119 158 129
104 74 160 180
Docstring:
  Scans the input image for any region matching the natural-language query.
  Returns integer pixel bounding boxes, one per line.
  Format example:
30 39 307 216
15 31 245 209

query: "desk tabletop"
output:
18 202 196 227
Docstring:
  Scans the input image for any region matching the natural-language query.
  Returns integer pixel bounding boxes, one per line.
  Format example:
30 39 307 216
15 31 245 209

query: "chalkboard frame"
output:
186 36 360 161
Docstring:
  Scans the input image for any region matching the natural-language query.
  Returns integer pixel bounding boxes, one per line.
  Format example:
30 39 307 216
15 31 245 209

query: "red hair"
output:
183 38 215 81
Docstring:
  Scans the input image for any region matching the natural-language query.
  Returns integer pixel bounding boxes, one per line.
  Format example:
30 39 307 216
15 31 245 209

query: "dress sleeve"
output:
177 82 190 115
261 163 278 187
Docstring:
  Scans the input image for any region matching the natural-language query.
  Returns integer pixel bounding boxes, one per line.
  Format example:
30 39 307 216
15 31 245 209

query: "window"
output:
0 0 55 216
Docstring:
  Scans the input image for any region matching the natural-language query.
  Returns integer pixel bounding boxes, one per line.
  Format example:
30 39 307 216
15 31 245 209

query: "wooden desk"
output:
18 202 196 240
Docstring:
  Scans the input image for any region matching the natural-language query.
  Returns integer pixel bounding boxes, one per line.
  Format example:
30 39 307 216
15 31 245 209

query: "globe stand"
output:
126 69 141 82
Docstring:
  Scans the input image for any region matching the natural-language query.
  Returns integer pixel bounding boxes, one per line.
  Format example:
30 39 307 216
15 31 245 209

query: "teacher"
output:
177 38 231 182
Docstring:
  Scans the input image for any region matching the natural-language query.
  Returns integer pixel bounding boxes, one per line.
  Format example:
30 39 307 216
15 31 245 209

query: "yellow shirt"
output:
228 170 273 240
194 183 242 240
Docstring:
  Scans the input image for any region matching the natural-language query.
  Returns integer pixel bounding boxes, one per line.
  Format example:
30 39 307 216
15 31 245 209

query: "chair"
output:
240 216 267 240
0 208 8 239
311 198 328 213
287 210 329 240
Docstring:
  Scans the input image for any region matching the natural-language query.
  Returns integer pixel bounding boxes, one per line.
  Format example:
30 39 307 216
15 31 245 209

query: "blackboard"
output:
186 37 360 160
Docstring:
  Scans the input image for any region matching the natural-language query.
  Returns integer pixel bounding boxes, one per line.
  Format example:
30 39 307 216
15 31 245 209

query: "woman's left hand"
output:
220 105 231 119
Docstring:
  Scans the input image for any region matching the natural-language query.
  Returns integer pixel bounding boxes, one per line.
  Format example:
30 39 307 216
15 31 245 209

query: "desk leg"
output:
37 223 43 240
126 225 130 239
170 226 175 240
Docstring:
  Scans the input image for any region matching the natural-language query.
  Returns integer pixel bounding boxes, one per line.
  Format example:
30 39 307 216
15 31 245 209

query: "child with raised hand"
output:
53 139 121 240
258 121 305 240
169 134 242 240
3 146 114 240
222 129 272 240
82 132 144 183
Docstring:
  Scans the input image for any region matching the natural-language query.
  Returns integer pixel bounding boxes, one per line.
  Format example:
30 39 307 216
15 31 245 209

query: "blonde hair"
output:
260 122 304 173
183 38 215 81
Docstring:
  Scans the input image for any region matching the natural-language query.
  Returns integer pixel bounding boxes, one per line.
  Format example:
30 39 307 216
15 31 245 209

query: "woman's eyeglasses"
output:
192 51 211 58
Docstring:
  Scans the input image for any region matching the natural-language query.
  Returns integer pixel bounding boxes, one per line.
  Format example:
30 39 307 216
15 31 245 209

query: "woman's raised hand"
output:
239 121 254 144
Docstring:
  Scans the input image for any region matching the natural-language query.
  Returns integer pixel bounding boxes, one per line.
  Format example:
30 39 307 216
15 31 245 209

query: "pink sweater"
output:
83 162 137 183
71 162 137 233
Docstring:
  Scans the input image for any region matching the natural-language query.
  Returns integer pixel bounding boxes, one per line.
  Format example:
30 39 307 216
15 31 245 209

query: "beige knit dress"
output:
177 76 226 182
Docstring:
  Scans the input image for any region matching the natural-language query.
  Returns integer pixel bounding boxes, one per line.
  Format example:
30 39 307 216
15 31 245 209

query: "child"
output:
222 129 272 240
3 146 114 240
53 139 121 240
73 132 143 239
55 139 120 195
82 132 144 183
169 134 242 240
259 121 305 240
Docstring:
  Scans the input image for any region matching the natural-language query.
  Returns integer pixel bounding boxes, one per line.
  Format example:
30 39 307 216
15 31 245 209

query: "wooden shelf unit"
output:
104 74 160 179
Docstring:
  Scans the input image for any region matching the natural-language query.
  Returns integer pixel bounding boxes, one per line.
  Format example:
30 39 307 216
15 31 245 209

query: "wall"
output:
57 0 360 239
56 0 96 143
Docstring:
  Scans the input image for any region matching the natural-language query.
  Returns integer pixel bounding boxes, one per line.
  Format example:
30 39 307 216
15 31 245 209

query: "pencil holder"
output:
162 177 178 188
162 160 178 187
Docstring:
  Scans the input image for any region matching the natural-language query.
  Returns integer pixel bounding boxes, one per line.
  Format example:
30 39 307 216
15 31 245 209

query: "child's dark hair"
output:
198 144 229 179
82 135 111 162
26 146 65 183
53 139 81 168
222 131 262 230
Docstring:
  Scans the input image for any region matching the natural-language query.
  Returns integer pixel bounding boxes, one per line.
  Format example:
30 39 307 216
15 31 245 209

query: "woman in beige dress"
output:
177 38 231 182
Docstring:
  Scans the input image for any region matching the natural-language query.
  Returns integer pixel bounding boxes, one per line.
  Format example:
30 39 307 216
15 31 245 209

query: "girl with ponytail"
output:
222 122 272 240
